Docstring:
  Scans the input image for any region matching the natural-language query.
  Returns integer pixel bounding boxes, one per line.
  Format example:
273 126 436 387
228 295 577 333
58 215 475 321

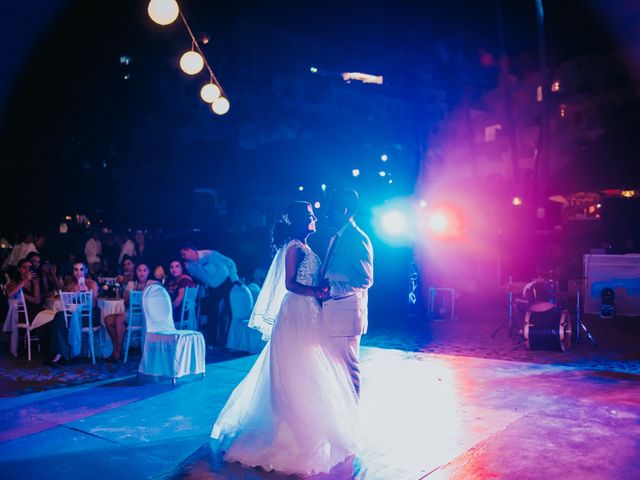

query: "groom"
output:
321 189 374 398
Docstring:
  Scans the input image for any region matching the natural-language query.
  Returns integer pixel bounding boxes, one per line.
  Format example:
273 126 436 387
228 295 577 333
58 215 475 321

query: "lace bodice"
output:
288 240 321 287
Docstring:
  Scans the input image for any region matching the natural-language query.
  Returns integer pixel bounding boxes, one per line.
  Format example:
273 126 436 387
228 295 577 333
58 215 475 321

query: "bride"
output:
211 201 359 476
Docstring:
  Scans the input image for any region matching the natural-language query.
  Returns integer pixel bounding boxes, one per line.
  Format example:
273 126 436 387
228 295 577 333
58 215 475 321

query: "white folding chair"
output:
16 290 39 361
123 290 144 363
60 290 99 364
138 284 205 385
226 284 266 353
179 285 199 330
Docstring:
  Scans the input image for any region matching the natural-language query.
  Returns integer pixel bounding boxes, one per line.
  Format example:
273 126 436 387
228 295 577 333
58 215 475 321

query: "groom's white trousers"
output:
328 335 361 398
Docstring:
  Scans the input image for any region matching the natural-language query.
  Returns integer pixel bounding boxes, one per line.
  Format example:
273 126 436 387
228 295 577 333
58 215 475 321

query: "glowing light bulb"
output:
378 170 387 177
381 154 388 162
180 51 204 75
211 97 230 115
200 83 221 103
147 0 179 26
298 186 304 192
352 169 360 177
512 197 522 206
314 201 321 209
321 184 327 191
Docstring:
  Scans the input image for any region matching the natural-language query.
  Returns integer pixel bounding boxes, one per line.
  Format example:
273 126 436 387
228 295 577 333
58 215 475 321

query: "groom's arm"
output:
328 234 373 298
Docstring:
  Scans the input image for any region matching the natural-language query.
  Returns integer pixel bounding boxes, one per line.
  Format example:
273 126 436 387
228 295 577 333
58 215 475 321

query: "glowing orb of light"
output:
380 209 410 237
314 201 321 209
212 97 230 115
180 51 204 75
427 211 449 233
512 196 522 206
200 83 221 103
147 0 179 26
352 169 360 177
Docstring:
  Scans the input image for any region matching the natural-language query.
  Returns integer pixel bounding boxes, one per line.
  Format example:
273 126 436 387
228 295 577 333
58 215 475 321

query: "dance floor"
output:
1 346 639 479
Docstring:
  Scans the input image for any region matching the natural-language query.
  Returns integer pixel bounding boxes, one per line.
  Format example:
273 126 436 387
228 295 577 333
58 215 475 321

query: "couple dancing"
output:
211 189 374 477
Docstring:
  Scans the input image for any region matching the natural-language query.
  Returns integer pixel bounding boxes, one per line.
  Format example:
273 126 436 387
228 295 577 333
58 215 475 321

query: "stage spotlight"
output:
372 198 416 246
427 212 449 233
422 206 463 239
381 209 409 236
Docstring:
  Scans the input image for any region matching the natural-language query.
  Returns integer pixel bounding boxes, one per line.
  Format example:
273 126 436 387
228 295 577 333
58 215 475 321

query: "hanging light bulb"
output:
212 97 230 115
200 83 221 103
147 0 179 26
180 50 204 75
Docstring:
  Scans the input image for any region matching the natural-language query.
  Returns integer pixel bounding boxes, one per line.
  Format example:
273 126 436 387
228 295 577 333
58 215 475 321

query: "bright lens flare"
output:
147 0 179 26
428 212 449 233
381 210 409 236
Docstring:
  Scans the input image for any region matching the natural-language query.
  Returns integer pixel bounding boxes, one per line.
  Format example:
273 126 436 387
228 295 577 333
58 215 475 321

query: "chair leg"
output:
89 331 96 365
123 329 131 363
26 328 31 362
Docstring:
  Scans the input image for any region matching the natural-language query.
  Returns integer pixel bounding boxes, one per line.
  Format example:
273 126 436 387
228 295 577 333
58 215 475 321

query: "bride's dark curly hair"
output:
270 201 312 253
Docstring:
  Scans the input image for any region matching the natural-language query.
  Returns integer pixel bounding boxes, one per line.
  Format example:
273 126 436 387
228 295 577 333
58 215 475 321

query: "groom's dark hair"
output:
332 189 359 216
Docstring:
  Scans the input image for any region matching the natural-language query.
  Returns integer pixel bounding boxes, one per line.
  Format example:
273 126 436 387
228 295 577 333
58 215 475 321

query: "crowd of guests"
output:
1 230 250 366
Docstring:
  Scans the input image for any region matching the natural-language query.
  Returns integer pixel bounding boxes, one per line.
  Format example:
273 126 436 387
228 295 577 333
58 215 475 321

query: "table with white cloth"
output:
97 298 125 324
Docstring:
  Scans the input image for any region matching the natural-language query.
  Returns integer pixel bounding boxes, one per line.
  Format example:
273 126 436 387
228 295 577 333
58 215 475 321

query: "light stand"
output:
574 278 597 346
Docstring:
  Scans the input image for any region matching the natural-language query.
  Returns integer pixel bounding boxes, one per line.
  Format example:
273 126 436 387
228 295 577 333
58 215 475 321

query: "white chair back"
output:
128 290 144 328
123 290 144 363
179 286 199 330
60 290 93 328
16 289 30 326
142 284 174 333
59 290 97 363
229 284 253 320
247 283 261 304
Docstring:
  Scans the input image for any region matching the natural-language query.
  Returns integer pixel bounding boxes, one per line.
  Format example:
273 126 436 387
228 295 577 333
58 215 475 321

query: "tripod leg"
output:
580 323 598 346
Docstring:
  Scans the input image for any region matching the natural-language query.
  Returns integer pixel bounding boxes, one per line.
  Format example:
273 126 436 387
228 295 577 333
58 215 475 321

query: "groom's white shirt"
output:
323 220 374 336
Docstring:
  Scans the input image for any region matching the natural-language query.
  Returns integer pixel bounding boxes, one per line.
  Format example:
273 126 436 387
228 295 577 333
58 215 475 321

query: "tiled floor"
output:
1 346 640 479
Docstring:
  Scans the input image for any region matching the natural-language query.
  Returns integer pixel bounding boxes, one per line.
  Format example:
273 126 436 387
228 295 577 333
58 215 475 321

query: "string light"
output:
200 83 221 103
212 97 230 115
148 0 179 26
180 49 204 75
148 1 229 115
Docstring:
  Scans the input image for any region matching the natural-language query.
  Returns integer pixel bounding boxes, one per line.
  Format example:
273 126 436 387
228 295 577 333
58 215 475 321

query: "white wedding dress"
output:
211 239 359 476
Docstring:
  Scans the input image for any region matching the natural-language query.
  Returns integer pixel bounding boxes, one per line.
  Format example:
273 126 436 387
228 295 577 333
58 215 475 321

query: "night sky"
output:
1 0 637 232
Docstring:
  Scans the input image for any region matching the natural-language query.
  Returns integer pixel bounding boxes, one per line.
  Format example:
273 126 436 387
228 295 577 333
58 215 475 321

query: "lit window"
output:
484 124 502 142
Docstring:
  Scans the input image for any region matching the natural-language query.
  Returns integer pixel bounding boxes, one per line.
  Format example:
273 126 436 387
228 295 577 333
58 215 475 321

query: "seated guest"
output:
119 232 136 263
105 263 157 362
49 262 99 366
115 255 135 286
153 264 167 286
166 260 196 324
39 259 63 299
6 258 41 320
